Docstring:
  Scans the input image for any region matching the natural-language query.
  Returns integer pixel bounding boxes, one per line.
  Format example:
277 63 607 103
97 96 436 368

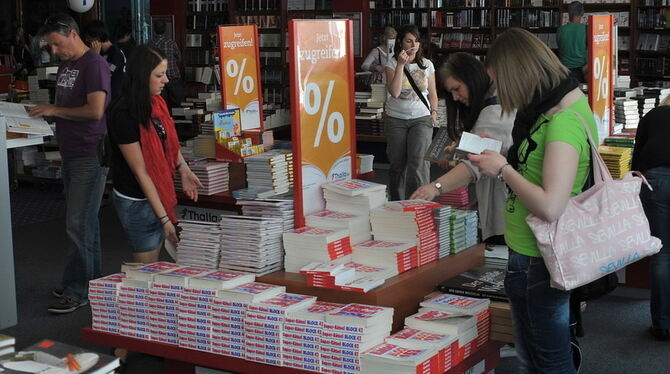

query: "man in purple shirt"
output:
30 13 110 314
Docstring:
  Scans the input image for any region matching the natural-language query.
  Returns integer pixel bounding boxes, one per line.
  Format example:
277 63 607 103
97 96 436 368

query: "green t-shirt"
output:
557 23 587 69
503 96 598 257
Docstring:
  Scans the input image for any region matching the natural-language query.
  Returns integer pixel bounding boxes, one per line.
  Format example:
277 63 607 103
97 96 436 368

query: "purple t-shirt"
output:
54 50 111 159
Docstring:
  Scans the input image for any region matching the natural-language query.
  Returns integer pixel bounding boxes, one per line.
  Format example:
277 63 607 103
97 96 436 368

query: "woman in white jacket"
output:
411 52 514 242
361 26 396 85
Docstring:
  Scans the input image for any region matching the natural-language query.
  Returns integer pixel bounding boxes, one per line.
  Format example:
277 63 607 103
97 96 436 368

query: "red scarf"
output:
139 95 180 223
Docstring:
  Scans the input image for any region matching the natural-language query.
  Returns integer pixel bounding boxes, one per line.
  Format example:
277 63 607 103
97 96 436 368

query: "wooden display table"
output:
259 244 485 332
82 327 503 374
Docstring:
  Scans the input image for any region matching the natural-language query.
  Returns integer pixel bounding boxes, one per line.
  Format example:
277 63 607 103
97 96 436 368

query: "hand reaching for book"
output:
164 220 179 243
410 183 440 201
179 167 204 202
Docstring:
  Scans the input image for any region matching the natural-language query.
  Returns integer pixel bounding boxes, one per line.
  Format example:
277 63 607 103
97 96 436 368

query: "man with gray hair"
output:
29 13 111 314
557 1 586 83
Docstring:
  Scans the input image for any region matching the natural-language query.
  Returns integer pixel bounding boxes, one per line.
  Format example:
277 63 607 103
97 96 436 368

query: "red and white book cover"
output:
285 301 346 326
336 276 385 293
126 262 182 280
284 226 349 242
385 328 456 350
326 303 393 327
216 282 286 303
321 179 387 197
89 273 125 289
343 262 395 281
188 270 255 290
153 266 213 286
420 294 490 315
405 308 477 335
300 262 345 275
248 293 317 315
306 209 362 224
383 200 442 212
362 343 438 370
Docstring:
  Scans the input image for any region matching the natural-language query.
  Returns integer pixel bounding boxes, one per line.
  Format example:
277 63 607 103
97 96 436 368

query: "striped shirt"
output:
150 35 181 80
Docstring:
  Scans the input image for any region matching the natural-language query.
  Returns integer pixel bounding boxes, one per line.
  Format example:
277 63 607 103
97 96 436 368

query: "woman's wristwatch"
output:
433 181 444 194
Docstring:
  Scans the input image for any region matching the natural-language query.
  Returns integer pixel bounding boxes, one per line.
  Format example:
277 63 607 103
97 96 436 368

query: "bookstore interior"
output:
0 0 668 373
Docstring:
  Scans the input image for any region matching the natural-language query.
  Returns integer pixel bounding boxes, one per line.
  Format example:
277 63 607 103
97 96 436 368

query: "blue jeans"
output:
640 167 670 330
505 250 576 374
385 115 432 201
61 157 108 302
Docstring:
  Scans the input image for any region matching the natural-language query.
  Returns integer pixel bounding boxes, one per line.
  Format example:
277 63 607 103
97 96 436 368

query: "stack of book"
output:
0 334 14 357
369 83 387 109
89 273 125 334
245 293 317 366
370 200 441 266
322 179 388 218
218 215 285 275
449 209 479 254
489 301 514 343
351 239 418 276
176 220 222 269
384 327 458 372
433 205 453 258
150 267 212 349
192 134 216 158
614 99 639 132
119 262 182 341
437 264 507 302
360 342 443 374
299 262 356 289
283 301 347 372
604 136 635 148
237 197 295 232
599 145 633 179
282 227 352 273
233 186 277 199
320 304 394 373
180 270 255 354
174 161 229 196
485 244 509 268
306 209 371 244
356 91 383 120
244 150 291 195
635 95 656 118
439 186 470 209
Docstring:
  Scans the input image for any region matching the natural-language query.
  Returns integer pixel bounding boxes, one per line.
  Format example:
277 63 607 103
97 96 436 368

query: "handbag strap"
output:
562 109 613 184
403 66 431 112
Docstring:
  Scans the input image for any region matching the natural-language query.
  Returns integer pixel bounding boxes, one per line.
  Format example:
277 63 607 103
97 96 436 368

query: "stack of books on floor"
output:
306 209 372 244
218 215 285 275
370 200 440 266
351 239 418 276
362 328 457 374
322 179 388 218
449 209 479 254
433 205 453 258
176 220 222 269
598 145 632 179
237 197 295 232
321 304 394 373
283 301 347 372
244 150 291 195
604 136 635 148
282 227 352 273
489 301 514 344
245 293 318 366
614 98 639 132
89 273 125 334
439 186 470 209
212 282 287 358
0 334 15 358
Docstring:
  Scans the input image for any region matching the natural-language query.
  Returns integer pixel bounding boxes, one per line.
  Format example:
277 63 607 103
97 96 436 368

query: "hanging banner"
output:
587 15 614 141
217 25 264 130
289 19 357 227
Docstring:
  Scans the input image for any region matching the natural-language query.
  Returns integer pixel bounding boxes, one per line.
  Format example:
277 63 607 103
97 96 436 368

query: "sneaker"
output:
52 289 64 298
47 296 89 314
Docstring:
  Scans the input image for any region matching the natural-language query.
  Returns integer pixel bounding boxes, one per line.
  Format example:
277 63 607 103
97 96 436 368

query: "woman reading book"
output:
107 45 203 363
385 25 438 201
410 52 514 243
468 28 597 373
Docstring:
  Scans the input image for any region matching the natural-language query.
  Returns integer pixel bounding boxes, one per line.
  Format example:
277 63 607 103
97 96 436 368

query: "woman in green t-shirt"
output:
469 28 597 373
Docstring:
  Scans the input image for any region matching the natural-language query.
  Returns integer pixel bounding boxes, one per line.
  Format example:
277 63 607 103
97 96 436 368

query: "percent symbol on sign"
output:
593 55 608 101
304 80 345 147
226 58 254 95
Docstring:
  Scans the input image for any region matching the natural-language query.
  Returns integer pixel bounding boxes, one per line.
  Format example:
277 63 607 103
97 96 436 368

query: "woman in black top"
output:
633 96 670 341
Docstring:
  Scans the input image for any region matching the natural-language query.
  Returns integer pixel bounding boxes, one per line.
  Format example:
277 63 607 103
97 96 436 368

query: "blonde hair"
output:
486 28 569 114
384 26 397 38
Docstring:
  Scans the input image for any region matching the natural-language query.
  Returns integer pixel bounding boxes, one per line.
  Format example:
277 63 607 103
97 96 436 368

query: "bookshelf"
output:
184 0 229 82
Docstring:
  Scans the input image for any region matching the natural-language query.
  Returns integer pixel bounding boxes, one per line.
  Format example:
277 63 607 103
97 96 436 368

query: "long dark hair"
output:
441 53 492 140
109 45 166 128
393 25 426 69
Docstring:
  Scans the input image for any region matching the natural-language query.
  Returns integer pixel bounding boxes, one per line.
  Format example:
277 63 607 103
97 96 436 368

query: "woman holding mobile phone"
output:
384 25 438 201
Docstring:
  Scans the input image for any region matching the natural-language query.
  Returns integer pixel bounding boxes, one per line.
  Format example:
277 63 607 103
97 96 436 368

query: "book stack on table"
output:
433 205 453 258
237 197 295 232
449 209 479 255
321 179 388 219
439 186 470 209
306 209 372 245
351 239 418 276
176 220 222 269
89 273 125 335
218 215 285 276
282 226 352 273
489 301 514 344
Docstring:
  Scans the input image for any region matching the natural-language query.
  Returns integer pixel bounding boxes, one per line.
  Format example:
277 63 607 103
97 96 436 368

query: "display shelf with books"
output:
184 1 229 74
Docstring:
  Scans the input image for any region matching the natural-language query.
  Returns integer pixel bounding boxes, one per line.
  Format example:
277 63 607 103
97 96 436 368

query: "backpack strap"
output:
403 66 431 112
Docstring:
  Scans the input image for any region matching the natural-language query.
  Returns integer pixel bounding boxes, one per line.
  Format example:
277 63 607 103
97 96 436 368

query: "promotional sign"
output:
217 25 264 130
587 15 614 140
289 19 357 227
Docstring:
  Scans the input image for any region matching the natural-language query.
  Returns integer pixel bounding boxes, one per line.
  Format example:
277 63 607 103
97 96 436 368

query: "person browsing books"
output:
410 53 514 243
385 25 438 201
632 96 670 341
466 28 597 373
361 26 396 85
29 13 111 315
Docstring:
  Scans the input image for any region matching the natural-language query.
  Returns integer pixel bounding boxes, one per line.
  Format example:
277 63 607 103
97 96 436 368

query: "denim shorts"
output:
113 191 164 253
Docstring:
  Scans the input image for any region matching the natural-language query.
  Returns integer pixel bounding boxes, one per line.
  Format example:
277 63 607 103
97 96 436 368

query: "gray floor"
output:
3 182 670 374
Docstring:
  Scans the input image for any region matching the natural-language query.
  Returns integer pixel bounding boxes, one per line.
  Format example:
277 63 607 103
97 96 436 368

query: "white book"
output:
454 131 502 159
216 282 285 303
325 304 393 327
0 101 54 136
420 293 490 315
188 270 255 290
322 179 387 197
385 327 457 350
404 307 476 335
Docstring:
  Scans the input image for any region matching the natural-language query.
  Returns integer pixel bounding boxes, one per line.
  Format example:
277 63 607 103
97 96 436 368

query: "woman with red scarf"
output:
108 45 202 264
